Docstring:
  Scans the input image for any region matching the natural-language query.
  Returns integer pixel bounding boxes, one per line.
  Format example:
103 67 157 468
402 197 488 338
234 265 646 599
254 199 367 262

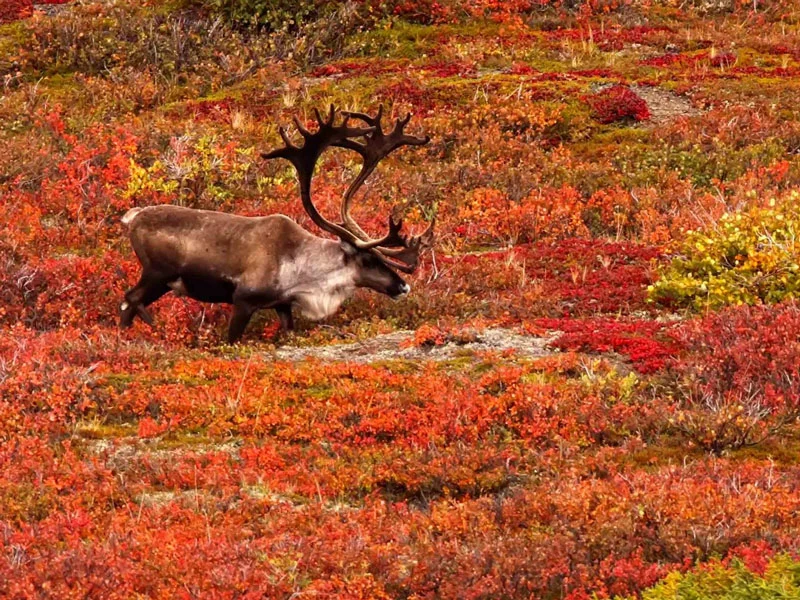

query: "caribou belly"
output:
170 275 236 304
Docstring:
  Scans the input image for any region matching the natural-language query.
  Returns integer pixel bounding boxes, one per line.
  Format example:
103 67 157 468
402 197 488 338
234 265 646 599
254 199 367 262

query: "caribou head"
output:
261 104 435 297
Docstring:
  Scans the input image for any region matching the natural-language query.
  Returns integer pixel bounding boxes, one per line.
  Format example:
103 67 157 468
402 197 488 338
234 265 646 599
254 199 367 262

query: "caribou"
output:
119 105 434 343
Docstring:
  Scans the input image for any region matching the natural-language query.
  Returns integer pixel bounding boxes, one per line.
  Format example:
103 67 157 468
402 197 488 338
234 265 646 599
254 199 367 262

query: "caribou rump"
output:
119 105 434 343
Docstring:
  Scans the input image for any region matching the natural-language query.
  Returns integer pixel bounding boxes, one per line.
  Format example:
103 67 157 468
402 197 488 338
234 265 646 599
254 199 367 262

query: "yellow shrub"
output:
648 192 800 310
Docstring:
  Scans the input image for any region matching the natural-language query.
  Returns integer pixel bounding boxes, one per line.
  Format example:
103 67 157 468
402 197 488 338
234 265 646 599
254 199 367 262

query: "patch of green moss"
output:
0 21 30 65
725 428 800 465
75 421 138 440
347 20 506 62
370 359 420 374
214 343 262 360
347 22 440 60
37 73 84 104
175 374 219 386
623 438 709 470
42 72 79 91
100 373 137 392
592 126 651 146
301 77 383 112
520 372 551 385
471 361 497 375
571 125 651 167
155 429 220 449
304 384 334 399
438 355 477 372
547 99 596 142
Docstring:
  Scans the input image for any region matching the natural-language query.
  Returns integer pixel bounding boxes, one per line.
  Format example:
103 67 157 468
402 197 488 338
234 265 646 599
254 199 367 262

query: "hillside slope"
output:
2 1 800 597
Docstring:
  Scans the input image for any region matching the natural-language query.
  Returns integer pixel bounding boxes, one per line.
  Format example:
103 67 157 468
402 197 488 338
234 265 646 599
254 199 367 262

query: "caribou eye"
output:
360 253 378 268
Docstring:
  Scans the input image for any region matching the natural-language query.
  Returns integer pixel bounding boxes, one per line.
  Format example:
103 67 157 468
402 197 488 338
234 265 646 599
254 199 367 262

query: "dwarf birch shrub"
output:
621 554 800 600
671 302 800 453
649 192 800 310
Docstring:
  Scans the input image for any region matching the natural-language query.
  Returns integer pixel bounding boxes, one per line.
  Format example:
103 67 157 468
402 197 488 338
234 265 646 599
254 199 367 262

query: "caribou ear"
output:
340 240 358 257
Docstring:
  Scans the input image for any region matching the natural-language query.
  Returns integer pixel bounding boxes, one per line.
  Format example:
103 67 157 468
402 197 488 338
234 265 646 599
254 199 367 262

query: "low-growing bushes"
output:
649 192 800 310
584 85 650 125
625 554 800 600
199 0 336 30
671 302 800 453
0 0 31 24
5 3 800 598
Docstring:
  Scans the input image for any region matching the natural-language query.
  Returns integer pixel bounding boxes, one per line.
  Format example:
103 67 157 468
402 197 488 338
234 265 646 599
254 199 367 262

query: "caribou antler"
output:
335 105 434 272
261 105 374 246
263 104 434 272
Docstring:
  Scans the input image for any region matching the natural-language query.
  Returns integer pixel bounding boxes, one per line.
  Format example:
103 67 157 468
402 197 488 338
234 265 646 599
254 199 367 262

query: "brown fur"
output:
120 205 408 343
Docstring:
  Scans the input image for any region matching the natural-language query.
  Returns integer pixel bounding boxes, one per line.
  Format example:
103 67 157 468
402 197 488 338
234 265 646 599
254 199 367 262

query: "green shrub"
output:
619 554 800 600
613 138 788 190
648 192 800 310
200 0 335 31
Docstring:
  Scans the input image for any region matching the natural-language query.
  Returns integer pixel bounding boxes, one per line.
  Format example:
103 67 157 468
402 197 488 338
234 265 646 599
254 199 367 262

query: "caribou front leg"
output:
275 303 294 332
228 301 255 344
120 274 169 328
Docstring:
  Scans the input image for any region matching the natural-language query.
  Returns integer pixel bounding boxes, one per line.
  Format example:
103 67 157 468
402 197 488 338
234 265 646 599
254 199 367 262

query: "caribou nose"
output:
399 283 411 295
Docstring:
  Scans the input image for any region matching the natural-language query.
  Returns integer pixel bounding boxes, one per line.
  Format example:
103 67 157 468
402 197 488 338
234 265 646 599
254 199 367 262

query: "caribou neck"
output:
277 237 357 320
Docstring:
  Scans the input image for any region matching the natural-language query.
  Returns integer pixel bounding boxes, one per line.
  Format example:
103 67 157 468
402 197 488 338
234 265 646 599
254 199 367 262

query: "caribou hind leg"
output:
120 274 170 328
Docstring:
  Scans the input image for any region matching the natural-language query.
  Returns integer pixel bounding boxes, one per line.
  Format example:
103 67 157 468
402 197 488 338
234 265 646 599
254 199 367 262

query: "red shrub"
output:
380 0 457 24
537 317 679 373
421 60 477 78
0 0 31 22
641 52 709 67
671 302 800 452
711 51 737 68
725 540 778 576
584 85 651 124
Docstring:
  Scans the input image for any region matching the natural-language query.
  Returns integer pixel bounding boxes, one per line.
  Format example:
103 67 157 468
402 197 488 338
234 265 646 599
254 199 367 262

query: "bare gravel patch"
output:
271 327 559 364
632 84 701 124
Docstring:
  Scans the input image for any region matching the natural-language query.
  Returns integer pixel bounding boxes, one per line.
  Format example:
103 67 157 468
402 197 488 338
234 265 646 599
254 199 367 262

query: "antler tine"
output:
340 104 384 130
349 214 406 251
376 103 384 127
292 116 311 139
332 106 431 245
373 218 436 272
278 126 296 149
262 105 375 244
312 105 331 128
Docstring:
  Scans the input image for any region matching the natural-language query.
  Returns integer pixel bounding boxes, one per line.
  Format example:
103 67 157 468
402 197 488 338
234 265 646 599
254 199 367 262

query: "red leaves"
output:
539 317 679 373
584 85 651 124
3 321 800 597
0 0 31 23
670 302 800 452
4 6 800 598
711 51 737 68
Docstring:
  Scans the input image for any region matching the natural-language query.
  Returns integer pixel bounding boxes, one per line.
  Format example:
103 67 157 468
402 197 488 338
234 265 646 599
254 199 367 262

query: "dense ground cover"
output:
3 0 800 597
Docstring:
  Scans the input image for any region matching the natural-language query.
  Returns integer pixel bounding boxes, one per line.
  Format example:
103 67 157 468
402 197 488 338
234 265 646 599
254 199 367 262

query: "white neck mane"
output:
277 240 357 320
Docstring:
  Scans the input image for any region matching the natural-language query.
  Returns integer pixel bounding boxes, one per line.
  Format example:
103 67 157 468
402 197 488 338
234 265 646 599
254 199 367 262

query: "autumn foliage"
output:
3 0 800 597
0 0 31 23
584 85 651 124
670 302 800 453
